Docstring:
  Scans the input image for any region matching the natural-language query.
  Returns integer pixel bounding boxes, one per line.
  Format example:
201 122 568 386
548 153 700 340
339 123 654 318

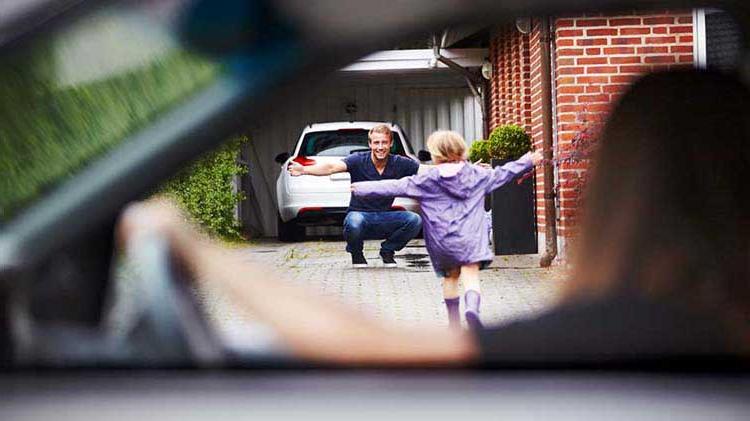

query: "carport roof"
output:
341 48 487 72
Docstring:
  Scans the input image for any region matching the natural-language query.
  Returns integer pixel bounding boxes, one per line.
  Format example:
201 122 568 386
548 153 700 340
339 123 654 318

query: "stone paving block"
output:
198 238 567 343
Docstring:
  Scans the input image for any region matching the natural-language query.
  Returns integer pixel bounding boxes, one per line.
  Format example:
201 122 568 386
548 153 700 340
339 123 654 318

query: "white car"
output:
274 121 428 241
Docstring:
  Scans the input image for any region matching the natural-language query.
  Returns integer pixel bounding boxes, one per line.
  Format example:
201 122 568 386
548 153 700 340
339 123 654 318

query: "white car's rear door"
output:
287 156 351 194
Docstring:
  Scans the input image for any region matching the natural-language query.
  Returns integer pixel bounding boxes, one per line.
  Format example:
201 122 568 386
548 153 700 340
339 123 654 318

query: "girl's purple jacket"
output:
352 154 534 272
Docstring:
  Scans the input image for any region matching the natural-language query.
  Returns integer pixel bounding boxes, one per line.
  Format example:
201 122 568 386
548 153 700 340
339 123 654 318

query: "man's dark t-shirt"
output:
343 152 419 212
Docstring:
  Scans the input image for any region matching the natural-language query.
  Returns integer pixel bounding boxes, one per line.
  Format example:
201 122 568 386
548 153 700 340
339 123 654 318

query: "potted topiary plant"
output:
468 138 492 164
468 137 493 214
485 124 537 255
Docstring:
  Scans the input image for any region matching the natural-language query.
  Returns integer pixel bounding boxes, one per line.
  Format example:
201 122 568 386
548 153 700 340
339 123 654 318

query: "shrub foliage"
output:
161 136 249 240
468 138 491 163
488 124 531 160
468 124 531 163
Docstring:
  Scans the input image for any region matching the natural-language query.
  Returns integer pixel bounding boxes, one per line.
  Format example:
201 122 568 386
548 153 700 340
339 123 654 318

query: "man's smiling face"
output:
369 132 392 163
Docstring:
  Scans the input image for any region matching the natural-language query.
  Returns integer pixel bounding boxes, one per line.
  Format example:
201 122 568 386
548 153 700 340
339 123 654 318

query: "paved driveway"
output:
198 238 567 350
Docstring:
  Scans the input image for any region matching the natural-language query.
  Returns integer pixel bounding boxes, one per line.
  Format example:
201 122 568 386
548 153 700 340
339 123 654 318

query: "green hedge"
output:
0 21 248 240
0 47 218 221
161 136 249 240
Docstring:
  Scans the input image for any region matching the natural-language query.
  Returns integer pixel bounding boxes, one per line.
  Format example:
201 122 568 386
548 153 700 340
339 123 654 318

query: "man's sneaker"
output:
352 253 368 268
380 250 397 267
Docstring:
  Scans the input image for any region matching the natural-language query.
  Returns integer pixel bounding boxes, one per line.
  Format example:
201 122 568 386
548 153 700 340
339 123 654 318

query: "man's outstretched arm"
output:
289 160 347 176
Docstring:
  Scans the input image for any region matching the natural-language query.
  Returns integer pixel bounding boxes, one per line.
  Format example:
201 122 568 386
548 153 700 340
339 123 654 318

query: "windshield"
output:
0 0 747 373
0 0 222 222
299 129 407 156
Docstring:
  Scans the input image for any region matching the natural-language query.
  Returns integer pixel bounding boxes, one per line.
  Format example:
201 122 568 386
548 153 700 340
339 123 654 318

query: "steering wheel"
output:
115 233 226 367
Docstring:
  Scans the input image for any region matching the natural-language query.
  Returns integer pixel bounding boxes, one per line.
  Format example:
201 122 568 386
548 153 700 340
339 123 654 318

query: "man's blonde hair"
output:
427 130 467 163
368 124 393 141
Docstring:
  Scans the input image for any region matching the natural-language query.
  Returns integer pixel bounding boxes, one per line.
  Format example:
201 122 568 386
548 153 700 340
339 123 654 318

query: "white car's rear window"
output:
299 129 406 157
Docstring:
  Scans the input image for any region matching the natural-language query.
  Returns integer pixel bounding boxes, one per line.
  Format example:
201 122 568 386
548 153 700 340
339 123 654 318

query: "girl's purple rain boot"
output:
444 297 460 329
464 290 483 330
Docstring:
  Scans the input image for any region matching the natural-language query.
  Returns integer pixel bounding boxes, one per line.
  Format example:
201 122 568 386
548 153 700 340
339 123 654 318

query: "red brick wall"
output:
488 25 532 131
489 23 549 232
554 11 694 238
488 11 695 253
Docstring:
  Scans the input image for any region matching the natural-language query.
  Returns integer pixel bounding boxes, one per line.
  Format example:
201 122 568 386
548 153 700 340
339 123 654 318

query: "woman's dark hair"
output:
565 70 750 344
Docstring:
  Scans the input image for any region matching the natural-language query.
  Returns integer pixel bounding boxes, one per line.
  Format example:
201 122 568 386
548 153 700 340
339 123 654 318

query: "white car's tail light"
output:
292 156 316 166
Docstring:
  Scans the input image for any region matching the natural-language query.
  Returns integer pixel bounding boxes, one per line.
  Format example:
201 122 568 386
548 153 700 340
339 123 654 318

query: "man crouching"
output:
288 124 422 267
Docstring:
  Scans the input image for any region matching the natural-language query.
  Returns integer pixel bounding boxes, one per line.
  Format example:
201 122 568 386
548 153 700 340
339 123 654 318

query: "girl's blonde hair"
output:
427 130 467 163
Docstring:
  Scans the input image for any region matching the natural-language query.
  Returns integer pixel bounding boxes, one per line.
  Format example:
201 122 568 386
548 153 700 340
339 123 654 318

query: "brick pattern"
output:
488 11 695 251
489 23 549 232
553 11 694 237
488 25 532 131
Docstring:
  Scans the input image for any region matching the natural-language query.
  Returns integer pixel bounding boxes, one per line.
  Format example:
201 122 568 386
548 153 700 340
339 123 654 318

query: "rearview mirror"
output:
417 150 432 162
275 152 290 164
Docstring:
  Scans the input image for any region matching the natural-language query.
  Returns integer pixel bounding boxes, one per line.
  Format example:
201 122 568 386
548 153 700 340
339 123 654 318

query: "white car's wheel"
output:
277 214 305 242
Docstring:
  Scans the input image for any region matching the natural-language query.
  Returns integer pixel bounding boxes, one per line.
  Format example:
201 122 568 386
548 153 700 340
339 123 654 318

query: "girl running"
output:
351 130 543 329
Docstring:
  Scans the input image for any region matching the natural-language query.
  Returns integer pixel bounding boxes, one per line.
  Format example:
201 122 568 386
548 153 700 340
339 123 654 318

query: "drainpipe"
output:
539 16 558 268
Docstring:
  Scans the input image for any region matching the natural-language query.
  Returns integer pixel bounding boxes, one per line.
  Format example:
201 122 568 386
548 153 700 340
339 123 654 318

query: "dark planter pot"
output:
491 158 538 255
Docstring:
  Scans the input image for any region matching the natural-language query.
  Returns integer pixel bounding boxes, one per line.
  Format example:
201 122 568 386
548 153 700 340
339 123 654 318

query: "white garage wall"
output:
241 72 484 237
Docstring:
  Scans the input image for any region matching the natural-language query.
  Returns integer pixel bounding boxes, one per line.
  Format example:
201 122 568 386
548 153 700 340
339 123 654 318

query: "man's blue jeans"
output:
343 211 422 255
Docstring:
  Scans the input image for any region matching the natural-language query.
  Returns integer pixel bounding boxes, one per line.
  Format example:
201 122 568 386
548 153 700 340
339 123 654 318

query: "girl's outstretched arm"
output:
351 175 425 199
484 151 543 193
117 199 477 366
